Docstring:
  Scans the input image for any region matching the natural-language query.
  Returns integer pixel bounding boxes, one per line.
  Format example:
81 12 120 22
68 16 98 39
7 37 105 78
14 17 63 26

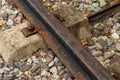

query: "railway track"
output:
88 2 120 24
13 0 120 80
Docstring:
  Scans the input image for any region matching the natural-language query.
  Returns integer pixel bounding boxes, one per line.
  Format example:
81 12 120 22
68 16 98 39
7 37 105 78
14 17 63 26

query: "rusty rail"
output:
88 2 120 24
14 0 116 80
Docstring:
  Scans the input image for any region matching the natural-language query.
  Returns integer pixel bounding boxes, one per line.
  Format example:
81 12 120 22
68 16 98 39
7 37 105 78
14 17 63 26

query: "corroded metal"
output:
21 25 41 37
54 14 65 22
14 0 115 80
88 2 120 24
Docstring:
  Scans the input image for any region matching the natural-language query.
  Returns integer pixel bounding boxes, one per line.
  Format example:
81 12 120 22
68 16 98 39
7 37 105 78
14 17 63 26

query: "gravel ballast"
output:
0 0 119 80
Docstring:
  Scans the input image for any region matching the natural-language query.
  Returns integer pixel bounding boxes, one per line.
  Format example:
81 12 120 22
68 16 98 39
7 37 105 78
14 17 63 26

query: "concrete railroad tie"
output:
0 23 46 64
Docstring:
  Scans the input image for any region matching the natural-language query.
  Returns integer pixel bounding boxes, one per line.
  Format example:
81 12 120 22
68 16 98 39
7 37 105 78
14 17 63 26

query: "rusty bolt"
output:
54 14 65 22
27 26 35 32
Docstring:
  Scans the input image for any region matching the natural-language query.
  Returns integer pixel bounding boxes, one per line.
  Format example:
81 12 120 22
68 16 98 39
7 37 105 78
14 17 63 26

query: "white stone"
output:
41 70 48 76
95 43 103 49
0 69 4 74
104 52 114 59
96 56 105 62
113 26 119 30
16 71 22 78
115 43 120 51
50 66 58 75
54 57 59 63
6 18 13 26
91 50 102 57
31 56 39 63
48 61 54 67
27 58 32 64
116 23 120 27
88 46 96 50
13 68 19 73
93 3 99 7
100 0 107 7
57 66 64 72
1 0 6 5
41 58 47 63
5 9 19 15
112 33 119 39
50 75 60 80
62 2 66 5
84 4 89 8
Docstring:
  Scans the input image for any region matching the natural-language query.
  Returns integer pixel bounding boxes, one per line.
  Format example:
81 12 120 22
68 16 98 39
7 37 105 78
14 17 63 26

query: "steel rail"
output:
14 0 115 80
88 2 120 24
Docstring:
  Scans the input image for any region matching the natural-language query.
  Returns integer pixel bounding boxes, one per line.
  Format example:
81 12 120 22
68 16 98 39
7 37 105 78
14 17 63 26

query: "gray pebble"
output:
30 63 41 73
95 43 103 49
106 38 113 46
113 13 120 20
14 61 21 68
0 74 3 79
20 76 29 80
54 57 59 63
50 75 60 80
20 63 32 72
57 66 64 73
91 50 103 57
6 18 13 26
96 25 104 31
41 76 47 80
0 62 3 68
0 11 8 19
67 78 73 80
0 69 4 74
9 14 16 20
48 61 54 67
97 38 107 47
94 29 101 37
87 46 96 50
4 74 14 80
92 0 97 1
87 38 95 46
36 68 41 75
113 23 120 30
116 31 120 36
104 27 110 35
31 56 39 63
27 58 33 64
112 33 119 39
104 51 114 59
100 0 107 7
106 18 113 27
50 66 58 75
63 72 73 79
13 68 19 75
41 70 48 76
115 42 120 51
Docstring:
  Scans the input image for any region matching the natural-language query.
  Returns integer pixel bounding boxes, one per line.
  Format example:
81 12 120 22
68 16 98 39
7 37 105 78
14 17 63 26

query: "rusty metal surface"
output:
88 2 120 24
14 0 115 80
21 25 41 37
54 14 65 22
